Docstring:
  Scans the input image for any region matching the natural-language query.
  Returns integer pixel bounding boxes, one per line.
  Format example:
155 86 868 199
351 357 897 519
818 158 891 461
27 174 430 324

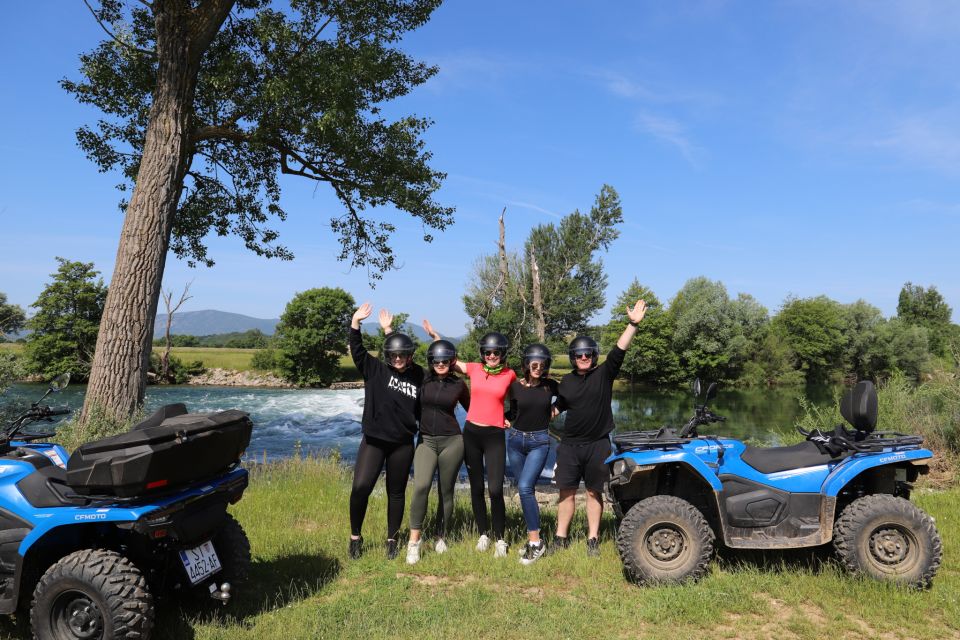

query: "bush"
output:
250 347 278 371
148 352 206 384
275 288 354 386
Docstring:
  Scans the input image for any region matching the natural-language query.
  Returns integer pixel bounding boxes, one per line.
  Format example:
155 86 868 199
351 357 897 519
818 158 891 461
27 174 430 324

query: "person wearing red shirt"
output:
424 320 516 558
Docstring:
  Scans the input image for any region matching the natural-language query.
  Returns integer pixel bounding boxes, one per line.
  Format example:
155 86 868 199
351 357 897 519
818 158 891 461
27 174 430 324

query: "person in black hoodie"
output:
348 302 424 560
552 299 647 558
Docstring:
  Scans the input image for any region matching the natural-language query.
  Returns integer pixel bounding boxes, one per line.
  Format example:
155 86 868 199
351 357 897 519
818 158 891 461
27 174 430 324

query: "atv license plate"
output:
179 541 222 585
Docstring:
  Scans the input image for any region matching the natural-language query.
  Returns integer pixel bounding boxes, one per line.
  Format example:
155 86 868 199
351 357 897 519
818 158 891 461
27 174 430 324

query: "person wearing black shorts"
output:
552 299 647 557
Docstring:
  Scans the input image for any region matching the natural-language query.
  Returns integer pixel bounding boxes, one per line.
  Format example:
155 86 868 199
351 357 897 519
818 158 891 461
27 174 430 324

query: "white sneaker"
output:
494 539 509 558
405 540 421 565
435 538 448 554
519 541 546 565
476 534 490 552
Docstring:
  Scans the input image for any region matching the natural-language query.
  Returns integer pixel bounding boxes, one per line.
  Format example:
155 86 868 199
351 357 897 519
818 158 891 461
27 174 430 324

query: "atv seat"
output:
740 441 849 474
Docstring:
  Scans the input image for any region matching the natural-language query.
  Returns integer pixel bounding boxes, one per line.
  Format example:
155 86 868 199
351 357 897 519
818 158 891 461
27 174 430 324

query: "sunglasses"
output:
528 361 546 369
386 352 410 360
574 353 593 360
482 350 501 357
433 359 452 367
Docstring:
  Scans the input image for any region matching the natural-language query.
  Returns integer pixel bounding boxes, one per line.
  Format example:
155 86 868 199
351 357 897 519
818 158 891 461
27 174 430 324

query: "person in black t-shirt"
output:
505 343 559 565
347 303 424 560
552 299 647 558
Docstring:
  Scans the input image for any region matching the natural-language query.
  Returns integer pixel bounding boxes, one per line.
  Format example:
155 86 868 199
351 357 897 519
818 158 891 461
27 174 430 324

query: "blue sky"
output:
1 1 958 337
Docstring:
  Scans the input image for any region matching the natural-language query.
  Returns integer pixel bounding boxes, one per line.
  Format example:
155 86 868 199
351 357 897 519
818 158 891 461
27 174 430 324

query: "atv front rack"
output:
613 429 700 451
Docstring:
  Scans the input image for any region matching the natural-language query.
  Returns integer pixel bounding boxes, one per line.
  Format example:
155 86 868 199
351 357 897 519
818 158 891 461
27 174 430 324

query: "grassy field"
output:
1 456 949 639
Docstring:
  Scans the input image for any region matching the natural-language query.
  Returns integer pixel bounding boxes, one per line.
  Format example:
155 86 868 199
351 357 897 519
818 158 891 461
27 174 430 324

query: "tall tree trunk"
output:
81 0 231 431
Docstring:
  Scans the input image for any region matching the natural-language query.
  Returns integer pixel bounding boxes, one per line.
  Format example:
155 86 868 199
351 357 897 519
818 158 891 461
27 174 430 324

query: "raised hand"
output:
379 308 394 332
422 318 441 341
352 302 373 328
627 299 648 325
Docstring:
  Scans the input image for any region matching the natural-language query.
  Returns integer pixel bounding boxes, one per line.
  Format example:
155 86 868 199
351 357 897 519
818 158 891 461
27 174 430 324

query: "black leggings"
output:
462 422 506 539
349 435 415 539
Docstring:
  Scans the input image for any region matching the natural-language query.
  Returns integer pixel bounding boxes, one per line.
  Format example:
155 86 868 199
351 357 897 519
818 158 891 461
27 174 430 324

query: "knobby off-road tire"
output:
616 495 715 585
833 494 942 588
30 549 154 640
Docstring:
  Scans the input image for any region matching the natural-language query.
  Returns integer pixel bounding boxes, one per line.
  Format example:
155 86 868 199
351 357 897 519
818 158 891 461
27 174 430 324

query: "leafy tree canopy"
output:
24 259 108 382
0 292 26 340
274 287 354 386
897 282 954 356
772 295 847 383
63 0 452 274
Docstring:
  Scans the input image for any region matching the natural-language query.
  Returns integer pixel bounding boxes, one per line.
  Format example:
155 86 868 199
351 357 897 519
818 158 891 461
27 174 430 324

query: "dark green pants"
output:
409 434 464 534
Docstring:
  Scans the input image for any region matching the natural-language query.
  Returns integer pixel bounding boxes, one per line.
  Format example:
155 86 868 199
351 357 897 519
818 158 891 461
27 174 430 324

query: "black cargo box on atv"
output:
65 408 252 497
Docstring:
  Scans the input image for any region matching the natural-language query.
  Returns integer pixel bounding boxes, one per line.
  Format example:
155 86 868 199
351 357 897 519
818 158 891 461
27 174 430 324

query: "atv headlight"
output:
612 460 626 476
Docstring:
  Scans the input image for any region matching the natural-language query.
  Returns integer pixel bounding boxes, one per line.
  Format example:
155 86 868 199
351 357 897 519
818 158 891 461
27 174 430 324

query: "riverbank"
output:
21 455 950 640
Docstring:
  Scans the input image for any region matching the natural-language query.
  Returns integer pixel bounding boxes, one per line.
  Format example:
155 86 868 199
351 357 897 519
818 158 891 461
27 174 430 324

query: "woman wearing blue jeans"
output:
505 343 558 565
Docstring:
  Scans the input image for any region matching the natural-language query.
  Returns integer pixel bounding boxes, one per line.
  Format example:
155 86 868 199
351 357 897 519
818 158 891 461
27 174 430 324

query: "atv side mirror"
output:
50 373 71 392
691 378 702 398
705 382 717 401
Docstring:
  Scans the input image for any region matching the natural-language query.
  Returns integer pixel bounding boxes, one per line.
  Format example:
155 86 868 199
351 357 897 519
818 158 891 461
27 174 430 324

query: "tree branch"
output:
83 0 156 57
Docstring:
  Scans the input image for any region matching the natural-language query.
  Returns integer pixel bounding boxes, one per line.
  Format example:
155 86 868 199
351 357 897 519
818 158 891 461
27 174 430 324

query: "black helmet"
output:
522 343 552 377
427 339 458 366
478 332 509 361
383 332 415 367
568 335 599 368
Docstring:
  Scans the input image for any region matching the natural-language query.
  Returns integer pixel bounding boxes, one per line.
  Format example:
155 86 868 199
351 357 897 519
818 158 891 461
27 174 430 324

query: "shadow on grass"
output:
152 552 341 639
713 543 836 576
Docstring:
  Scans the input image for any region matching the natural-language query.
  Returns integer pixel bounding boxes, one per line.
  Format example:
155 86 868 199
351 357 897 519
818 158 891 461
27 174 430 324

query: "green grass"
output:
0 456 939 640
0 343 23 353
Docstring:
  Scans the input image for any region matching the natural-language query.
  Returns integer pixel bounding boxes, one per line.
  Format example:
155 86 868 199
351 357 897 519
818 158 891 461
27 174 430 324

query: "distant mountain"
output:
153 310 279 338
152 309 439 341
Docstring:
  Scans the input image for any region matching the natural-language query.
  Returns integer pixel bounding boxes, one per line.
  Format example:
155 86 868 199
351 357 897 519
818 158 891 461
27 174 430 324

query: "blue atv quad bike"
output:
0 374 253 640
607 379 942 588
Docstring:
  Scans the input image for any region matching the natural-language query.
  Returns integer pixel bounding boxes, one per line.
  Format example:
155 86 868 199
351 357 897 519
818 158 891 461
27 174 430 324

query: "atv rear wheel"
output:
212 513 251 585
617 495 714 585
833 494 941 588
31 549 153 640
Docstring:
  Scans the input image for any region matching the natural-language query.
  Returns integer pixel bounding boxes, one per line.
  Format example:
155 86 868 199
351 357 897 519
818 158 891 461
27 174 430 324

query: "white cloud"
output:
633 112 705 167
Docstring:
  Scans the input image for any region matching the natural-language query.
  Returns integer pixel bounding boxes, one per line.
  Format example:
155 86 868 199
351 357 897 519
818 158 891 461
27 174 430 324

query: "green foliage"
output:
738 328 805 387
147 352 206 384
771 295 847 384
250 347 278 372
0 292 26 340
897 282 954 357
668 277 737 382
62 0 452 274
0 351 24 393
275 288 355 386
462 186 623 357
151 329 271 349
24 258 107 382
602 280 681 385
524 185 624 337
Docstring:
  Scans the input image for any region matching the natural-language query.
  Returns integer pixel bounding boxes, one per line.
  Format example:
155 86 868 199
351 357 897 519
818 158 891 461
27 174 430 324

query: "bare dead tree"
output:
160 281 193 382
530 246 545 342
494 207 508 303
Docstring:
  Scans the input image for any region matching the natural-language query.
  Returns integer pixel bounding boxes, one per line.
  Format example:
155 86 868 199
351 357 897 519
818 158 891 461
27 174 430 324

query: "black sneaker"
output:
386 539 399 560
348 536 363 559
546 536 569 556
586 537 600 557
519 541 546 565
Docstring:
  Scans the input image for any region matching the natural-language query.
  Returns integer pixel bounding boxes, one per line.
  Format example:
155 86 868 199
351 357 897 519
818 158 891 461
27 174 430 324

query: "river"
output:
3 382 837 465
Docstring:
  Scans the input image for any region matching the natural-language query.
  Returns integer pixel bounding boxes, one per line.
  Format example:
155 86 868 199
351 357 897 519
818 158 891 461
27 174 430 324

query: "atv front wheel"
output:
833 494 942 588
31 549 154 640
616 495 715 585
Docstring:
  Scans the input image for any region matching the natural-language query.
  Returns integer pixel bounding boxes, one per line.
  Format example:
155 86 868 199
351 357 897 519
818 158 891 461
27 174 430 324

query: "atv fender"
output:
608 450 723 492
823 449 933 497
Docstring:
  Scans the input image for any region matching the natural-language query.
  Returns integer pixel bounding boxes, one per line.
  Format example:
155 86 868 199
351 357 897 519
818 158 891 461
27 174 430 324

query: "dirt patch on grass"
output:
395 572 478 588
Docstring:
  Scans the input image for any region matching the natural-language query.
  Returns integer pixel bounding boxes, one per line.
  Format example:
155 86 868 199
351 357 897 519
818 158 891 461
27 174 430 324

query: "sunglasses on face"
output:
386 352 409 361
433 359 452 367
482 350 501 357
575 353 593 360
528 360 546 369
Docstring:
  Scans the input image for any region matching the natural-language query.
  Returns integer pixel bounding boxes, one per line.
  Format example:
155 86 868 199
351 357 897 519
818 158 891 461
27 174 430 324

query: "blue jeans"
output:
507 428 551 532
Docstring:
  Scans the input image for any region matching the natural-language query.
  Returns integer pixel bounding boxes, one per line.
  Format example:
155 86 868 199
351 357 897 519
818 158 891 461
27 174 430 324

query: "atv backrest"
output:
132 403 188 431
840 380 878 434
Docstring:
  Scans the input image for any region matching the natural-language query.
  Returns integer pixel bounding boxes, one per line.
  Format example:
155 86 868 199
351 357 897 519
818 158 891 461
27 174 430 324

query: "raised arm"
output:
349 303 375 375
379 308 395 334
616 299 648 350
423 317 468 374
